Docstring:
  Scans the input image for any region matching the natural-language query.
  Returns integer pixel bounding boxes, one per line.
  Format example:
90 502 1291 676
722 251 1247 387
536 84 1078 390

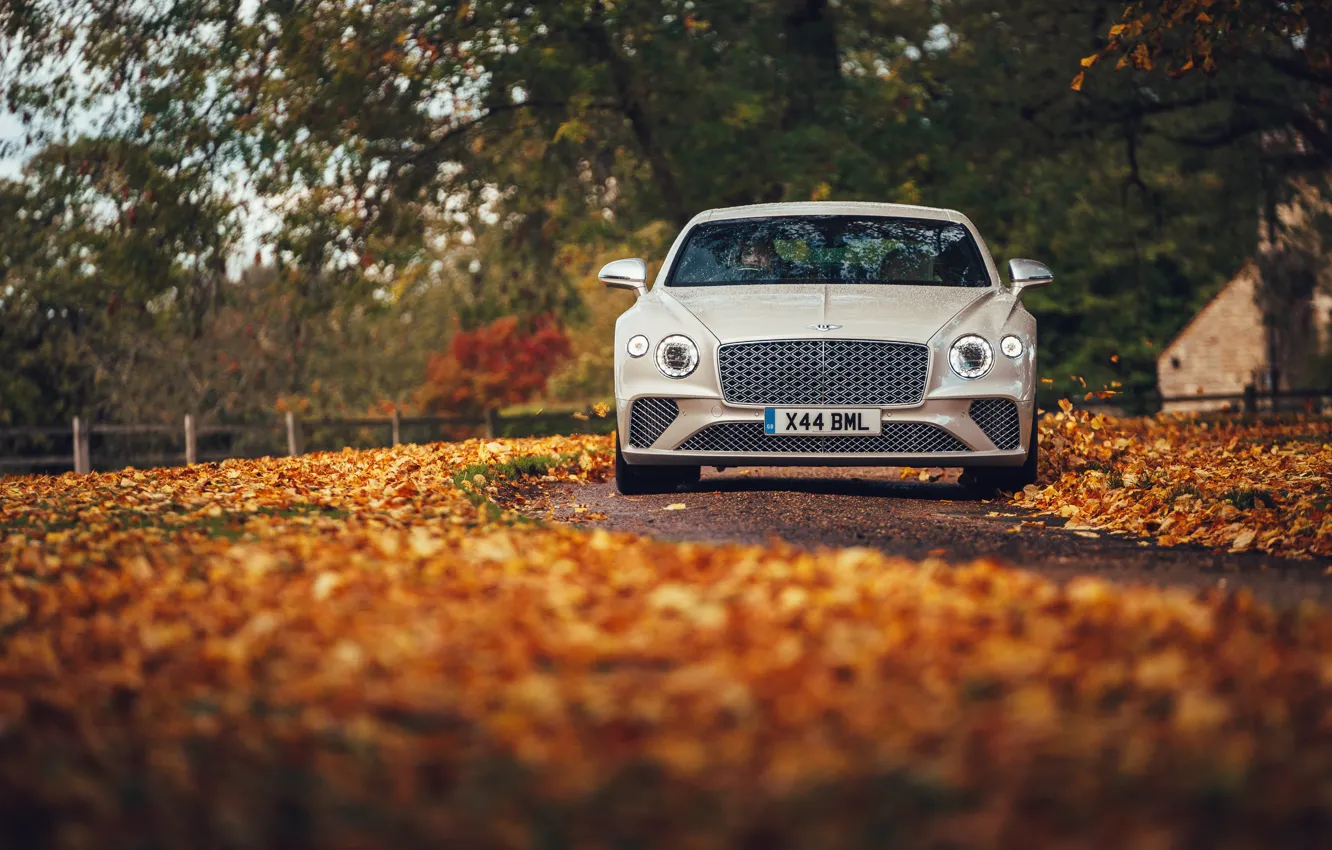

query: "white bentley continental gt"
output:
601 202 1052 496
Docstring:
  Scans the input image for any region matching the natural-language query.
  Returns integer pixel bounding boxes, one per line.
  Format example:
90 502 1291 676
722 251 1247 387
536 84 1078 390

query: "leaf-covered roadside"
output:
0 435 608 543
5 431 1332 848
1018 403 1332 557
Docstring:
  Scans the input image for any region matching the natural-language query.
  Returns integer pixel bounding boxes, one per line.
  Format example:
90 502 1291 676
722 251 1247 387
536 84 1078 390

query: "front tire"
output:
615 434 701 495
961 410 1039 497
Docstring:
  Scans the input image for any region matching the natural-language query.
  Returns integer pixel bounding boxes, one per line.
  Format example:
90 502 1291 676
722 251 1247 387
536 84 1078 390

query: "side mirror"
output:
1008 258 1053 299
599 258 648 297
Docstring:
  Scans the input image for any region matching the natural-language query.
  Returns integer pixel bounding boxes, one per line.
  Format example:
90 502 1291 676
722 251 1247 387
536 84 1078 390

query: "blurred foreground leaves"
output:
2 424 1332 848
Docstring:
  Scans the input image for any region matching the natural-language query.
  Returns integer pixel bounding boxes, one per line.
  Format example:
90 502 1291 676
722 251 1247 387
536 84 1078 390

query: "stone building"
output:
1158 176 1332 413
1157 263 1270 413
1158 268 1332 412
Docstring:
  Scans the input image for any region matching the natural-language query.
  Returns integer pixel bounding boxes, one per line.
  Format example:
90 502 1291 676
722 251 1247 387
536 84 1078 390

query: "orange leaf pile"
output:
3 430 1332 848
1019 403 1332 557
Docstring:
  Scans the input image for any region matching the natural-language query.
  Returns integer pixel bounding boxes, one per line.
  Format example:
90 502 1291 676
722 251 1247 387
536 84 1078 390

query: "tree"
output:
418 315 571 416
0 0 930 314
890 0 1264 407
1081 1 1332 171
0 0 1288 417
1079 1 1332 389
0 136 240 424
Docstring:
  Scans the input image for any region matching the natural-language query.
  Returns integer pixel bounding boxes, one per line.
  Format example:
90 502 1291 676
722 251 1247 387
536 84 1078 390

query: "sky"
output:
0 111 26 178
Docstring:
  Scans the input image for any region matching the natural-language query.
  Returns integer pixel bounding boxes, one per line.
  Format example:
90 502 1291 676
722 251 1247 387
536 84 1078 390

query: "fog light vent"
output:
969 398 1021 451
628 398 680 448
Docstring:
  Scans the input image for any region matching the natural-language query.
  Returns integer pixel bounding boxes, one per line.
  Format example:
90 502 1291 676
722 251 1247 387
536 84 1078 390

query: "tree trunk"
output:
781 0 841 130
580 8 688 227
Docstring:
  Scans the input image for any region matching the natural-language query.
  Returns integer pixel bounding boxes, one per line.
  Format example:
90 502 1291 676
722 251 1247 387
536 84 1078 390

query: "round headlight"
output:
1000 335 1024 358
655 334 698 378
949 335 993 379
627 334 649 358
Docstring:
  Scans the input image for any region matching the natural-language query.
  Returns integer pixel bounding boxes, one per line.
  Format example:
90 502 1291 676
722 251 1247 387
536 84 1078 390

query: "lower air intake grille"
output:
969 398 1022 451
676 421 969 454
628 398 680 448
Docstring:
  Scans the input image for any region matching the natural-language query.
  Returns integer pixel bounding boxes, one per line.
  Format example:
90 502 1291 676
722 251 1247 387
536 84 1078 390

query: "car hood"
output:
662 284 991 344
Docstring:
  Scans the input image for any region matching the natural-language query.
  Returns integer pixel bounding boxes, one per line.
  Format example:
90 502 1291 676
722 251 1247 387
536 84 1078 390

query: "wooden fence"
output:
0 408 617 475
1157 386 1332 414
6 386 1329 476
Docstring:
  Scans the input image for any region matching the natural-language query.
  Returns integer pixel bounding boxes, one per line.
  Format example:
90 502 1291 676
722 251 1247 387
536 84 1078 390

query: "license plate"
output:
764 408 879 436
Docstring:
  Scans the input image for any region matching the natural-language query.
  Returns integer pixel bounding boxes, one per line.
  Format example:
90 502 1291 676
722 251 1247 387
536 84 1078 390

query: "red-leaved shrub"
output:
418 315 572 415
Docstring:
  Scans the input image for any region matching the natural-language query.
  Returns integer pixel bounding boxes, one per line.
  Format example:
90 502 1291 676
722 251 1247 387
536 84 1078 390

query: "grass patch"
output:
1223 487 1277 511
1165 484 1202 503
452 454 564 495
452 452 590 521
1 502 350 541
1131 470 1161 489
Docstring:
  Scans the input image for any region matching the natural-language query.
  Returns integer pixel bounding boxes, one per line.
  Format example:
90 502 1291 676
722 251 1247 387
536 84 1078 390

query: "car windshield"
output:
667 215 991 288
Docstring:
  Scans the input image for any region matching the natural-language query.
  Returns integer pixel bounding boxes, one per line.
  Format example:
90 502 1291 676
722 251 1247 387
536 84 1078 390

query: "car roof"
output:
696 200 964 224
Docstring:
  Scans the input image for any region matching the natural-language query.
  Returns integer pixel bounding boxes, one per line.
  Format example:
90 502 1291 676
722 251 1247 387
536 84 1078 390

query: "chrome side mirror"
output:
1008 258 1053 299
599 258 648 297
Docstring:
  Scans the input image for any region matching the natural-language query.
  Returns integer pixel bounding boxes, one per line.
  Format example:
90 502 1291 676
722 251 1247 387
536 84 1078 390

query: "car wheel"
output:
962 411 1039 497
615 434 700 495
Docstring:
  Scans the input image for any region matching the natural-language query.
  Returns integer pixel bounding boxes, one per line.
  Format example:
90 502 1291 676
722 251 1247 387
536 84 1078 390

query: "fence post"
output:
391 408 401 447
285 411 301 457
184 414 197 465
72 416 91 474
1243 384 1257 415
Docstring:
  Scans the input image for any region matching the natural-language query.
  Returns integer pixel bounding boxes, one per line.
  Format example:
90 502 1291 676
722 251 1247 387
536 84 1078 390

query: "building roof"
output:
1157 261 1260 363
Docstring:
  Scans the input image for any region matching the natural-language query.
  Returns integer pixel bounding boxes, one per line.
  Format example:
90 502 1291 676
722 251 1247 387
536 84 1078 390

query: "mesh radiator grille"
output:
968 398 1022 451
676 421 969 454
718 340 929 407
628 398 680 448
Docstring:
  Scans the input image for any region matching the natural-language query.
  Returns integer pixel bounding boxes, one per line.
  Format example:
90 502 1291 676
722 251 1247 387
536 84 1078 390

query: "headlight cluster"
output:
949 334 1025 379
629 334 699 378
655 335 699 378
949 335 993 379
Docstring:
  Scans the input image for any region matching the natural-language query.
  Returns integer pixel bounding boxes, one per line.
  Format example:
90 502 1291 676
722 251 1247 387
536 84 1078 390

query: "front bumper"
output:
617 394 1032 468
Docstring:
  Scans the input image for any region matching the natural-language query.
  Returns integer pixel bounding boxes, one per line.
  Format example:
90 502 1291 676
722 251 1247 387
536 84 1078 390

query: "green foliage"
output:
452 452 569 516
0 0 1310 424
1223 487 1277 512
0 136 240 424
906 1 1266 409
1082 0 1332 172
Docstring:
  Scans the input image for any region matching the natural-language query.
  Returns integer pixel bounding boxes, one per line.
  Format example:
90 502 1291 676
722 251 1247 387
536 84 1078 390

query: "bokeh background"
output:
1 0 1329 435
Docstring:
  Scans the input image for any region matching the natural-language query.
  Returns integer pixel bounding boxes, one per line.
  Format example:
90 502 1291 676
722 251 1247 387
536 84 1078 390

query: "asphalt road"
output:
532 466 1332 611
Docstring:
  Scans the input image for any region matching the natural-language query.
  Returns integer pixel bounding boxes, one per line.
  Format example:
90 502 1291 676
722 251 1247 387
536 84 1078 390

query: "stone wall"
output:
1157 264 1268 413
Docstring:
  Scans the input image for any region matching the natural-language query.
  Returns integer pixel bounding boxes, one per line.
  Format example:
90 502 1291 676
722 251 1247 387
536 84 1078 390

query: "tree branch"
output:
579 7 687 227
1260 52 1332 90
